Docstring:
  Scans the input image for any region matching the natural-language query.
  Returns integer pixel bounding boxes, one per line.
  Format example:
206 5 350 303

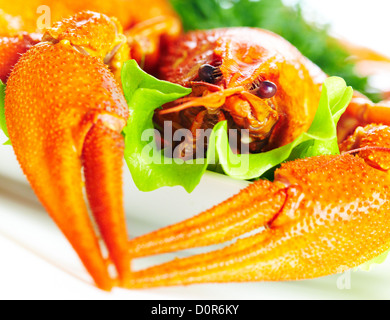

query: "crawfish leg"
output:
82 120 131 285
349 93 390 124
339 92 390 141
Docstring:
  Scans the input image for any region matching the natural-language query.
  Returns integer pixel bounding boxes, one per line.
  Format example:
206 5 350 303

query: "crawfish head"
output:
157 28 326 153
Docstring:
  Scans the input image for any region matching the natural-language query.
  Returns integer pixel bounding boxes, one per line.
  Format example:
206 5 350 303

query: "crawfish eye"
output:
252 81 277 99
198 64 221 84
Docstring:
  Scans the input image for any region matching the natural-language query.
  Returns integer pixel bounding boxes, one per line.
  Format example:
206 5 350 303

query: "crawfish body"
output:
156 28 326 153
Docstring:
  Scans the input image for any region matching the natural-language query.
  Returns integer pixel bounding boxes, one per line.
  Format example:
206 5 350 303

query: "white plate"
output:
1 131 390 300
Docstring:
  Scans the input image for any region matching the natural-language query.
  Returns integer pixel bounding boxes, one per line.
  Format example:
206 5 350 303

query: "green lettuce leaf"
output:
0 81 11 145
121 60 353 192
122 60 210 193
359 250 390 272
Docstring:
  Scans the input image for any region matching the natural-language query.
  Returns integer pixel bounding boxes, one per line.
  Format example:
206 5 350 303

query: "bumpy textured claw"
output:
128 125 390 288
5 12 130 290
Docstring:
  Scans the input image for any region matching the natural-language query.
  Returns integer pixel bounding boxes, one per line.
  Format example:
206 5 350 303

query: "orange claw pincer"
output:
5 11 131 290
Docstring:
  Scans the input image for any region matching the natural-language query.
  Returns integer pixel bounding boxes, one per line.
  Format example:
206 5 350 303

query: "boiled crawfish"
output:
2 4 390 290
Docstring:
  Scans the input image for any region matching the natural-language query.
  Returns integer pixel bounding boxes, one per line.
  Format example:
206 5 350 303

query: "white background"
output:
289 0 390 56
